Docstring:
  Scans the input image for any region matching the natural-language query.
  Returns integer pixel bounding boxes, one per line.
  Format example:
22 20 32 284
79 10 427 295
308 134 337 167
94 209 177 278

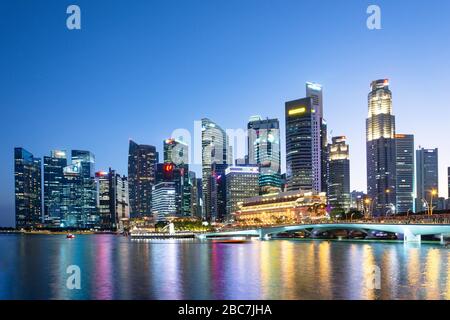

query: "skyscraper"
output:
327 136 350 212
71 150 97 228
366 79 396 215
225 166 259 219
306 82 328 194
14 148 42 228
96 168 130 231
152 182 177 221
43 150 67 226
416 148 439 212
210 162 228 221
395 134 415 213
285 97 316 192
163 138 191 216
201 118 228 221
448 167 450 199
128 140 158 218
247 116 281 194
163 138 188 165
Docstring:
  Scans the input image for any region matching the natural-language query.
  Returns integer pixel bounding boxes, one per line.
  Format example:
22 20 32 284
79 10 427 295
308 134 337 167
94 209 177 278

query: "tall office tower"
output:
163 138 191 215
285 97 319 192
71 150 97 228
43 150 67 226
366 79 396 215
128 140 158 218
416 148 439 212
14 148 42 228
327 136 350 211
201 118 228 221
152 182 177 221
196 177 203 218
155 162 191 216
306 82 328 194
247 116 281 194
395 134 415 213
189 171 199 217
225 166 259 219
448 167 450 199
61 161 82 227
163 138 188 165
96 169 130 231
210 163 228 222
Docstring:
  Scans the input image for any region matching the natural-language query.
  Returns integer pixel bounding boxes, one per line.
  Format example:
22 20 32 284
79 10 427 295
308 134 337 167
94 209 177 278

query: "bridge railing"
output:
211 215 450 233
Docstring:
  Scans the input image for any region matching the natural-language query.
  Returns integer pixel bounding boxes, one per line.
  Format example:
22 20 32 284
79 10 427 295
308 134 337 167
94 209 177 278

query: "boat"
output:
66 234 75 239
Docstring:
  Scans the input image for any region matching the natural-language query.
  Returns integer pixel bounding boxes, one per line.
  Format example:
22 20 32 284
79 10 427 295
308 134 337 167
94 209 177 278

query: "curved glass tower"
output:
201 118 228 221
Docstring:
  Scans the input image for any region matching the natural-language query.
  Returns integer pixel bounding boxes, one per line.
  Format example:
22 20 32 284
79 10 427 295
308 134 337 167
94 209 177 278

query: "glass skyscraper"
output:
395 134 415 213
225 166 259 219
366 79 396 215
14 148 42 228
43 150 67 226
285 97 315 192
285 83 325 194
96 168 129 231
152 182 177 221
327 136 350 211
71 150 97 228
59 150 97 229
416 148 438 212
128 140 158 218
163 138 191 216
247 116 281 194
201 118 228 221
306 82 328 194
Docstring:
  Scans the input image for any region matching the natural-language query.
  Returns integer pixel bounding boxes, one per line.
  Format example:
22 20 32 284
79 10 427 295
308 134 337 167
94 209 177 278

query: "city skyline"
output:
2 1 450 226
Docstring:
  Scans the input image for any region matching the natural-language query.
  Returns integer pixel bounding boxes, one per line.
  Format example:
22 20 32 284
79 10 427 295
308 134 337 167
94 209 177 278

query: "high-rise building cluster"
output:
14 79 450 229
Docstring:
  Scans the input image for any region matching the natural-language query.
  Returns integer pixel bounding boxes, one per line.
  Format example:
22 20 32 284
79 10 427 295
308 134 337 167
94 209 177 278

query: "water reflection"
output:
1 235 450 300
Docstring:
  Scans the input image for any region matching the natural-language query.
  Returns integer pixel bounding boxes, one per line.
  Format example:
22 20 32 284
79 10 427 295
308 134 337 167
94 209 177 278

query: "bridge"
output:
199 222 450 243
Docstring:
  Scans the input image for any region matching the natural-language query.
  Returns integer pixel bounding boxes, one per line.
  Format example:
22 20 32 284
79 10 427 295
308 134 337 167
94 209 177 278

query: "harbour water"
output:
0 234 449 300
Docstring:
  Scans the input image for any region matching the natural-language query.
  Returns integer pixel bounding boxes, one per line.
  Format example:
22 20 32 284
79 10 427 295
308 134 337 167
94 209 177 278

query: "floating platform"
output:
130 232 196 239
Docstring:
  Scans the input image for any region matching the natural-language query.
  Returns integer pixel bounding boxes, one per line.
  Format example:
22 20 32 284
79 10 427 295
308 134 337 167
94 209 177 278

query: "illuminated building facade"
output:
234 191 327 226
163 138 188 165
43 150 67 226
248 116 281 194
14 148 42 228
306 82 328 194
395 134 415 213
448 167 450 199
71 150 97 228
328 136 350 211
201 118 229 221
210 163 228 221
96 168 130 231
128 140 158 218
152 182 177 221
366 79 396 215
416 148 438 212
59 150 97 229
225 166 259 219
285 97 317 192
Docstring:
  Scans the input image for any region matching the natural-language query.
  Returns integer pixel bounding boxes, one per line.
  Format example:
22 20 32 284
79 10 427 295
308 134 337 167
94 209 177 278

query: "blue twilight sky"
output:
1 0 450 226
